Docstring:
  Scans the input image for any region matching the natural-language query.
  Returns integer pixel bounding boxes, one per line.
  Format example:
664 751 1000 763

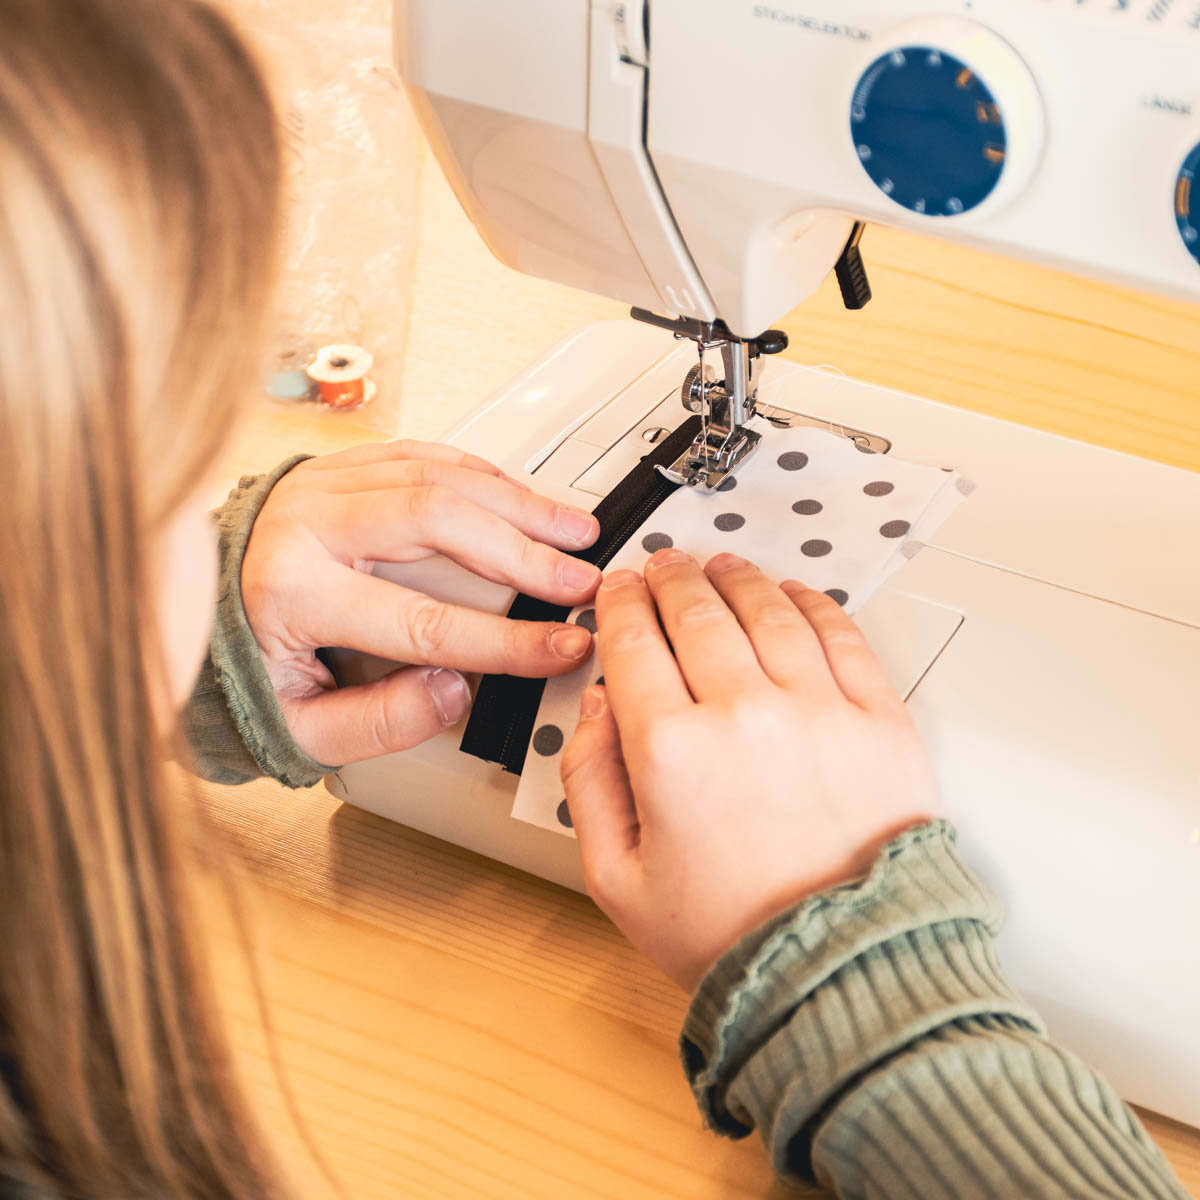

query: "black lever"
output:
751 329 788 356
834 221 872 311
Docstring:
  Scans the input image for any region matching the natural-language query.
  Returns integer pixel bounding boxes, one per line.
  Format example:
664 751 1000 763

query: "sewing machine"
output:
326 0 1200 1126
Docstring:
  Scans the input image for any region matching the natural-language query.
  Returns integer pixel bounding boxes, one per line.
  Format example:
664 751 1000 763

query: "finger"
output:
330 487 602 605
641 549 767 702
562 686 640 902
281 665 473 765
781 581 903 712
595 568 692 731
303 438 524 487
704 554 841 698
319 462 598 550
312 566 595 677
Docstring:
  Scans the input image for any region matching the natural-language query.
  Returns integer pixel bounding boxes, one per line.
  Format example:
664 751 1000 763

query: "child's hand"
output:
241 440 602 766
561 549 939 994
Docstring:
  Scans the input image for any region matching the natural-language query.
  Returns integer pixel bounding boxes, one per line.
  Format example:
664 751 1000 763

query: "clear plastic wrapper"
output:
226 0 420 431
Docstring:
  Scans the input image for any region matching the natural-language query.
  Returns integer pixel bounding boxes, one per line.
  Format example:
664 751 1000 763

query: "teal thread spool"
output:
267 367 316 402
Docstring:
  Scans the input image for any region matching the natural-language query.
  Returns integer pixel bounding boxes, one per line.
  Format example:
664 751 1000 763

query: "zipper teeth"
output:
498 702 525 769
593 480 675 570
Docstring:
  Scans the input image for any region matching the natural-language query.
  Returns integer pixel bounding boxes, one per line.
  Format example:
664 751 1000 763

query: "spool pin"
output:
306 344 376 411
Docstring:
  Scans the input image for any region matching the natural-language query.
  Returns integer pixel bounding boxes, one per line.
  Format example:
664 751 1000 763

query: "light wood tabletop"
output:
193 140 1200 1199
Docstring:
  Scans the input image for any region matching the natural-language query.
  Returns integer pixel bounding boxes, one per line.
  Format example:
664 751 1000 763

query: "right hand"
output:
561 548 939 994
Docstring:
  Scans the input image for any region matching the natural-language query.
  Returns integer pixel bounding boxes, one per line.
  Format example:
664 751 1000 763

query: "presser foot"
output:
656 424 762 491
656 404 891 491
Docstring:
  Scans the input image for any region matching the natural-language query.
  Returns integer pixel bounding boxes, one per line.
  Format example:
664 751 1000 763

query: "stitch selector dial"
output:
850 20 1043 218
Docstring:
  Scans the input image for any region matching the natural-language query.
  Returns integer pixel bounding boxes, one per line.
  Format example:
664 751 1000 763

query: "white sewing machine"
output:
326 0 1200 1126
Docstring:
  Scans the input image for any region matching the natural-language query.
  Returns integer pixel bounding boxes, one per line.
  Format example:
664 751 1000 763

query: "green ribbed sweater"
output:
188 463 1191 1200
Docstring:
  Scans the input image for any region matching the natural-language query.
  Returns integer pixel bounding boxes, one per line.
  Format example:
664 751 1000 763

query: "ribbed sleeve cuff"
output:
183 456 333 789
680 820 1045 1179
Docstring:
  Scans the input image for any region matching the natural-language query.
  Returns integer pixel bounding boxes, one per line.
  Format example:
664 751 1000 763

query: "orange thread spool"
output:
306 344 375 411
317 375 364 407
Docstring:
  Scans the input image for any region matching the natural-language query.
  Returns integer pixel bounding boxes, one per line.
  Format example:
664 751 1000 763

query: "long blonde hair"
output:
0 1 292 1195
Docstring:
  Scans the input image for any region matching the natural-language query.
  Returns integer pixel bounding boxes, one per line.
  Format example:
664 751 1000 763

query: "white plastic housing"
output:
396 0 1200 335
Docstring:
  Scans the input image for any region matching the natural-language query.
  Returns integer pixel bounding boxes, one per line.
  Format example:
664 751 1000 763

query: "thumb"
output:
561 686 639 902
282 665 472 766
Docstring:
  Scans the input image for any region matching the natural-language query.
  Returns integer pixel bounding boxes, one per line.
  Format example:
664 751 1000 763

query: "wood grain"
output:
196 779 794 1200
777 228 1200 473
196 136 1200 1197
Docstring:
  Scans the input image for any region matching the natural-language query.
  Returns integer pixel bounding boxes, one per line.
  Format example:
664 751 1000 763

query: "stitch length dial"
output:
1175 142 1200 267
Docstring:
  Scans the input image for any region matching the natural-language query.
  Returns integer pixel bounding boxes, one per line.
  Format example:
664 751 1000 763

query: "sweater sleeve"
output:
681 820 1189 1199
181 456 333 789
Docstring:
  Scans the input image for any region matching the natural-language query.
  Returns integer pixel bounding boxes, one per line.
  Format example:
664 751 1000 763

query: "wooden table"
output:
194 142 1200 1199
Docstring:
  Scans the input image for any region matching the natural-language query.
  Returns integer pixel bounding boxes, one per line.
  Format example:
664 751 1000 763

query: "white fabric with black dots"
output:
513 425 973 837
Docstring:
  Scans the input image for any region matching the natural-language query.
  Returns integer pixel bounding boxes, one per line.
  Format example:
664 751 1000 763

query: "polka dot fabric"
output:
511 425 971 838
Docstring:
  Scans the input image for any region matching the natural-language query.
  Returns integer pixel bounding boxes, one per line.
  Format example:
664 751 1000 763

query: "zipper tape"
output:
459 415 702 776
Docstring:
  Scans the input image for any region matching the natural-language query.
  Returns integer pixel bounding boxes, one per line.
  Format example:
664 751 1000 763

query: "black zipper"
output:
590 472 679 569
460 416 701 776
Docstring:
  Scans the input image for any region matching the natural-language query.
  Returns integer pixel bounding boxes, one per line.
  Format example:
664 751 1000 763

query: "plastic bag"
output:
228 0 420 431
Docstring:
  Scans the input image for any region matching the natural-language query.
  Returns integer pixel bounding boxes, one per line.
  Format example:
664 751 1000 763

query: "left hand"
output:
240 440 603 766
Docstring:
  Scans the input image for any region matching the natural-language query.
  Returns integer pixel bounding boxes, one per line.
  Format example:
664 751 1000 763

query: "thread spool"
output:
267 367 316 402
306 344 376 411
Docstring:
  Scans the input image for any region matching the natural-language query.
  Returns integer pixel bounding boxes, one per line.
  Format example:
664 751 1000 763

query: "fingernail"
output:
580 686 606 720
551 626 593 659
601 569 642 590
646 548 691 568
555 504 598 545
425 668 471 725
559 557 602 591
707 552 748 575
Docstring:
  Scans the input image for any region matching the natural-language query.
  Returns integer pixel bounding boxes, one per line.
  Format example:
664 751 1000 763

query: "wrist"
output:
184 455 330 788
678 810 941 994
679 820 1044 1176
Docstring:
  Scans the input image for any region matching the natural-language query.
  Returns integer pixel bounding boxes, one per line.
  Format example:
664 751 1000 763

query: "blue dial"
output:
851 46 1007 216
1175 142 1200 267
